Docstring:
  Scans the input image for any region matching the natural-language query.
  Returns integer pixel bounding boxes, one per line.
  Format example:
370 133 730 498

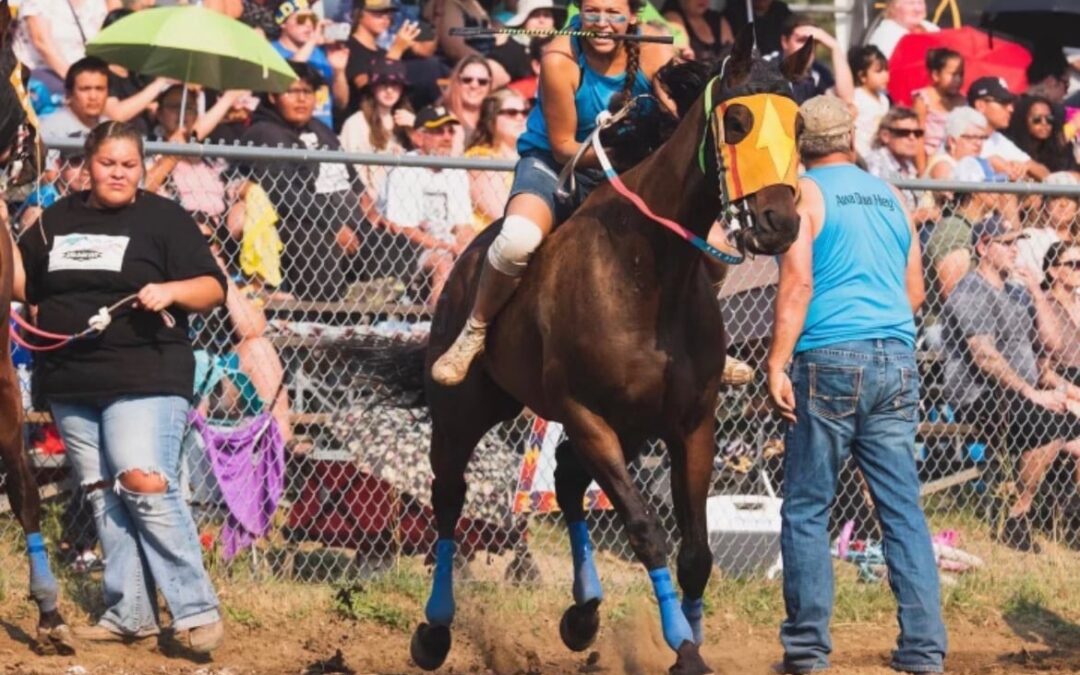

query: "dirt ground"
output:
1 591 1079 675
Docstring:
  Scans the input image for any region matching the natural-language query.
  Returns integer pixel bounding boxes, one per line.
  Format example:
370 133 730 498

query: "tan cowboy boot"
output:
431 262 520 386
721 356 755 387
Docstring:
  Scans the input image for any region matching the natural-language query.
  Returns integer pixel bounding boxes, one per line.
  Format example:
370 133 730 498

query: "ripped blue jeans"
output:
51 395 220 633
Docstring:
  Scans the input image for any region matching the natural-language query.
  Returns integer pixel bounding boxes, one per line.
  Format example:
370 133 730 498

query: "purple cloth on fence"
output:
189 410 286 560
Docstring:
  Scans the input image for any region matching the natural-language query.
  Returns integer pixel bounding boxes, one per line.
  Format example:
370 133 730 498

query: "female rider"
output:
432 0 675 385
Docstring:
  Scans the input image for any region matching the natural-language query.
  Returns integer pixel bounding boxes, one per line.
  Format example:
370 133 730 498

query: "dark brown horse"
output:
0 0 73 654
363 28 811 674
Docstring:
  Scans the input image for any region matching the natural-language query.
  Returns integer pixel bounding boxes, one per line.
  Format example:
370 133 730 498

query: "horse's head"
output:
702 25 813 257
0 0 42 189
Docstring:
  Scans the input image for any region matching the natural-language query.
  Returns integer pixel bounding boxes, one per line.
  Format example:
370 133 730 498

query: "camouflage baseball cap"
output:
798 95 853 141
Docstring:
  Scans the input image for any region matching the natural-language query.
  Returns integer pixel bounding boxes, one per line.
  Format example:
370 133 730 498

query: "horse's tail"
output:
341 335 429 409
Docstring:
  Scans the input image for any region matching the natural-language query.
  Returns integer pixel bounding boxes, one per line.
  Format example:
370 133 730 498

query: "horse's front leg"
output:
563 407 711 675
411 421 473 672
666 414 719 648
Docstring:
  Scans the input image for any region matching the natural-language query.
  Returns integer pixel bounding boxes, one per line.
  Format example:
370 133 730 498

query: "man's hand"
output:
393 108 415 128
767 367 797 423
1012 265 1043 296
797 26 837 50
136 283 177 312
390 21 421 56
336 224 361 255
327 43 348 72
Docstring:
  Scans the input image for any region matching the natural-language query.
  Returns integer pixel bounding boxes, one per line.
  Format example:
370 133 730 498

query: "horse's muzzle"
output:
740 185 800 256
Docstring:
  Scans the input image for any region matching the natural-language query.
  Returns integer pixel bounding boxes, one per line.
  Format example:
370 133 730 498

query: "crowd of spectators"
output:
7 0 1080 557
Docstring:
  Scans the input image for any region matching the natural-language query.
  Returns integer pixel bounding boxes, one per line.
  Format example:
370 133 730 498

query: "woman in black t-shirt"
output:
12 122 228 654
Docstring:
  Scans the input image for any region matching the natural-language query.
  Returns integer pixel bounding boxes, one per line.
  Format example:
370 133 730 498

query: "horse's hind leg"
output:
0 390 73 654
562 409 711 674
411 379 520 671
553 439 602 651
666 418 719 648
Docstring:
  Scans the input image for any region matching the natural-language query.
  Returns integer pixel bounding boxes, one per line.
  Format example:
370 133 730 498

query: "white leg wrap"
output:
487 215 544 277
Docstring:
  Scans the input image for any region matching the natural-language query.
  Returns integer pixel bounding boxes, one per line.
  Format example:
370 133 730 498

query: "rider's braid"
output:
620 23 641 104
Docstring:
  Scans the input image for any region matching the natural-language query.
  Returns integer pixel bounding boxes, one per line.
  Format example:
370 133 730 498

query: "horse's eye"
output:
723 104 754 145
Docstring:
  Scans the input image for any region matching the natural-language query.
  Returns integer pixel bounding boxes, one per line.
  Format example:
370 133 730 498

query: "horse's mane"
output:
0 0 26 163
600 49 795 170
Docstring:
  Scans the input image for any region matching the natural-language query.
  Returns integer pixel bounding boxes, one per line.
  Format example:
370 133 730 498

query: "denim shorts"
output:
508 150 604 225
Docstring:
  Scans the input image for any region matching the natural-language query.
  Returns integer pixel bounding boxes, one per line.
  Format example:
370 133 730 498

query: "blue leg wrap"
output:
425 539 456 626
681 597 704 645
649 567 693 651
568 520 603 605
27 532 58 613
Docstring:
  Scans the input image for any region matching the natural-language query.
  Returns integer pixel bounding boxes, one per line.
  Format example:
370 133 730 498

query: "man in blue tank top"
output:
765 96 947 674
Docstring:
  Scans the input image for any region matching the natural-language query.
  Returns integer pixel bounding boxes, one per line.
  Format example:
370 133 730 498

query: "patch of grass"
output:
224 603 262 629
1002 577 1049 620
332 581 412 630
706 576 784 625
367 564 428 602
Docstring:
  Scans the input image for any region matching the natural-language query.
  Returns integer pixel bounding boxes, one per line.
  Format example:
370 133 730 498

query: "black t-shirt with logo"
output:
19 191 228 403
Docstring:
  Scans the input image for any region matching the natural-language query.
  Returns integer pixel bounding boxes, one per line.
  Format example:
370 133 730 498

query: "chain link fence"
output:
4 139 1080 591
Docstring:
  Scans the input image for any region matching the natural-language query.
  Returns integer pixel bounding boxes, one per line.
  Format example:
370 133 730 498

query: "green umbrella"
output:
87 6 296 95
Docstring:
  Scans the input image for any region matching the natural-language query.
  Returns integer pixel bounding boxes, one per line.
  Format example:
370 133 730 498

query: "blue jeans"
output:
51 395 220 633
508 151 604 225
780 340 946 673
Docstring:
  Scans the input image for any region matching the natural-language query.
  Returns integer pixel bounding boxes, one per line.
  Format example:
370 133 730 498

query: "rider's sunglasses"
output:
580 10 628 25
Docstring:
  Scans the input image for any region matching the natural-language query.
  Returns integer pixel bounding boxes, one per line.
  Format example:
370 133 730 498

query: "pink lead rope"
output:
10 294 177 352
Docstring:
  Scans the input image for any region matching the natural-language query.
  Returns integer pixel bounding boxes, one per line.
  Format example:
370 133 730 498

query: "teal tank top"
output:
517 20 652 155
795 164 916 353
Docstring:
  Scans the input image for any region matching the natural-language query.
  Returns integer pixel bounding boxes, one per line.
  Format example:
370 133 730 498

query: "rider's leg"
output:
431 194 553 386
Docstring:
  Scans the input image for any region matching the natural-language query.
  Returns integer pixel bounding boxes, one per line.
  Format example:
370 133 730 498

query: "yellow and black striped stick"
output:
449 26 674 44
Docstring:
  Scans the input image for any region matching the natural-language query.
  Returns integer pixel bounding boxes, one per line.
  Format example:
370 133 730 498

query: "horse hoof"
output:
34 624 76 656
669 640 712 675
410 622 451 671
559 598 601 652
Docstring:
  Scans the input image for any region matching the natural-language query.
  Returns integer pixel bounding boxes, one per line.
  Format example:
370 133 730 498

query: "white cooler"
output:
706 491 783 579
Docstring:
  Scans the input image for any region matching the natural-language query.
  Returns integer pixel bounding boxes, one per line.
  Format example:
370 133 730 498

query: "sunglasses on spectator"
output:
365 8 396 15
887 127 924 138
282 87 316 98
977 97 1012 107
1056 260 1080 269
1030 115 1054 125
580 10 628 24
459 76 491 86
498 107 530 118
291 12 317 25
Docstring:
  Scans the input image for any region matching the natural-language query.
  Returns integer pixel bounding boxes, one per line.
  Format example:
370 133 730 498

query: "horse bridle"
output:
698 56 755 252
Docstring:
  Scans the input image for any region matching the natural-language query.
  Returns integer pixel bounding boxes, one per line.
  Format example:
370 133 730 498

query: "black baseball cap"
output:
971 213 1024 246
414 105 459 130
967 76 1017 105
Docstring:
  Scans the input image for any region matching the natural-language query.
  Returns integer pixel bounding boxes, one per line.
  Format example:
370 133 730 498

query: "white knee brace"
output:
487 215 544 277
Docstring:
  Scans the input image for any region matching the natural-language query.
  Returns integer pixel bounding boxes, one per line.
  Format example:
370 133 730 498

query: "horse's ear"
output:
780 37 815 82
721 24 756 87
